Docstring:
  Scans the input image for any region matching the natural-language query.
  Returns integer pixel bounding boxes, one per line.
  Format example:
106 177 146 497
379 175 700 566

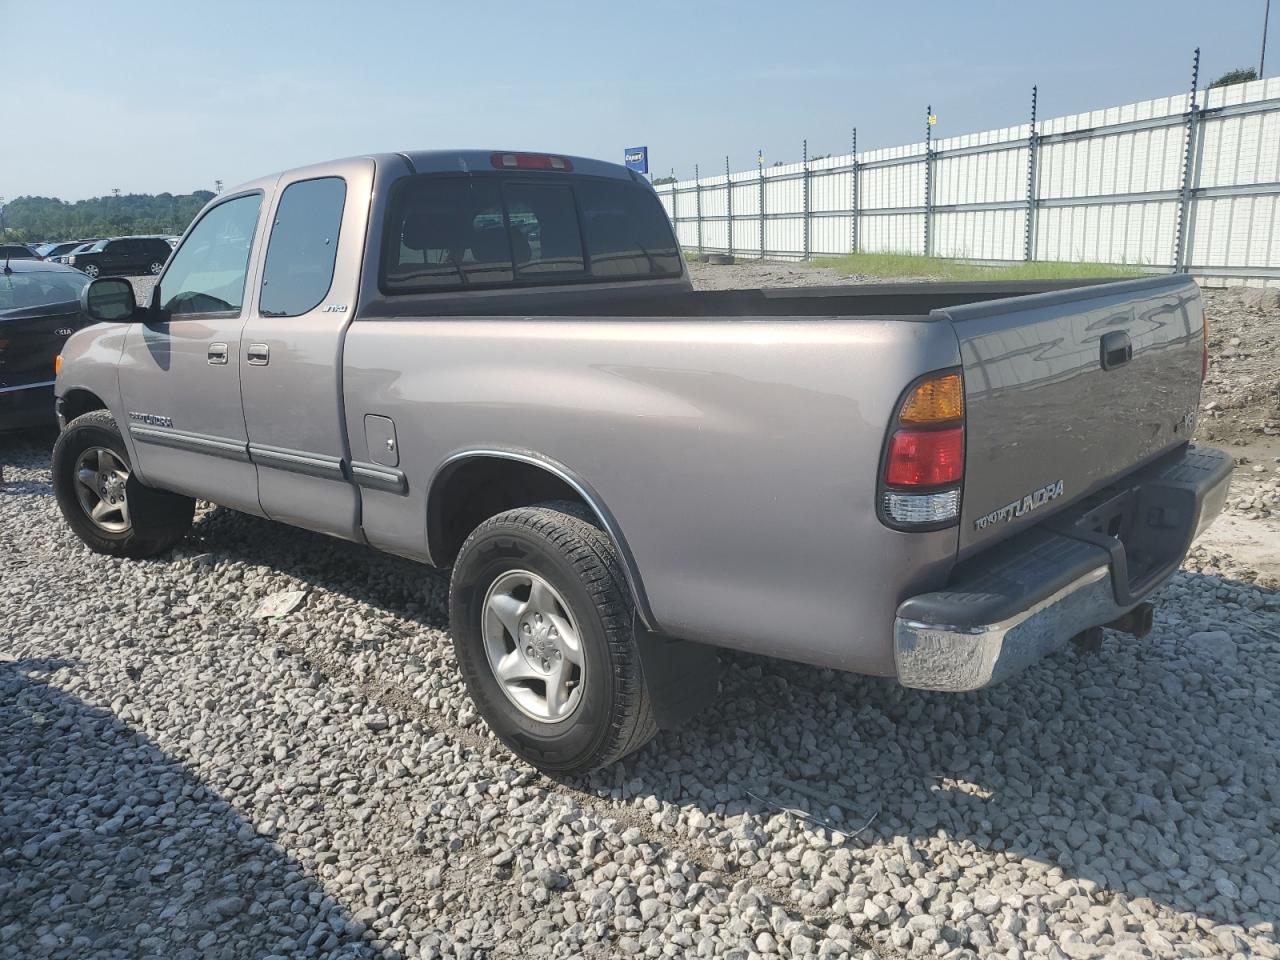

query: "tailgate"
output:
944 275 1204 558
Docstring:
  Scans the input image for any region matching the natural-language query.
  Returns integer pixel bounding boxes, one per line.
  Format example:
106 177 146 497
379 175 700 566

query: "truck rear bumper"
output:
894 443 1232 692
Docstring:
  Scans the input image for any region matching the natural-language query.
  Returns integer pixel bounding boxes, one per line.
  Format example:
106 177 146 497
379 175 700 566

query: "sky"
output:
2 0 1273 201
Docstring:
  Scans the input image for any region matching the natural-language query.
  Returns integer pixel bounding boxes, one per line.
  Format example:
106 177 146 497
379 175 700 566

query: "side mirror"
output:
81 277 137 323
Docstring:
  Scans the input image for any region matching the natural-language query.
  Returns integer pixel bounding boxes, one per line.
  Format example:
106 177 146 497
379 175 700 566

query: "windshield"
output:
0 270 89 312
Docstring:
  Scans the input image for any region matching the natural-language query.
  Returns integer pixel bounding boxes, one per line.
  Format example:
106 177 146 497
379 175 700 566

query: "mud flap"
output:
634 621 720 731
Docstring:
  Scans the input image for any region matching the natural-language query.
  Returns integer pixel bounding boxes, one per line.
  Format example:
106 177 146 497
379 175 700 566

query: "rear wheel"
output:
52 410 194 558
81 263 99 279
448 502 657 775
149 260 164 275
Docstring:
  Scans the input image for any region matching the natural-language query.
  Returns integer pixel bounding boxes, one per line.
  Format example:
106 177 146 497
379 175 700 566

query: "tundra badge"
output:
974 479 1065 531
128 411 173 428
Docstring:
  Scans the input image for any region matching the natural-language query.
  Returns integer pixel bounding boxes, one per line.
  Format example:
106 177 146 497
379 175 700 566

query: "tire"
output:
149 261 164 275
52 410 195 558
449 502 657 775
82 263 99 279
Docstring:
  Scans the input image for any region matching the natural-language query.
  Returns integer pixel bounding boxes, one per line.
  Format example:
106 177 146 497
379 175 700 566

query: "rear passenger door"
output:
104 240 134 275
144 240 170 275
239 160 375 541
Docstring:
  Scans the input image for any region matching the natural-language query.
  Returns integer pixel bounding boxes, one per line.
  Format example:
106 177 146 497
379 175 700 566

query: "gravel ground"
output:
1 267 1277 960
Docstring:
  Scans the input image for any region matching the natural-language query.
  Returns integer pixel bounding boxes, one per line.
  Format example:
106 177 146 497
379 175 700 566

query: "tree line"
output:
0 192 215 242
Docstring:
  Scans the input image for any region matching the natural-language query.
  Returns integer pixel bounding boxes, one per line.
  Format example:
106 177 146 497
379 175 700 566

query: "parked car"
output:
48 241 100 265
51 149 1230 775
67 236 172 279
0 260 92 430
0 243 38 261
38 240 102 262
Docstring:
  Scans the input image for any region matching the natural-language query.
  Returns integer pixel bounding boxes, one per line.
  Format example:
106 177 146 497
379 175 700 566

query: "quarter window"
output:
260 177 347 317
160 194 262 317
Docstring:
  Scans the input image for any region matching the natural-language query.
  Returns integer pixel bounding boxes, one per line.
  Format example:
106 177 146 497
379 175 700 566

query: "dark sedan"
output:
37 240 102 261
0 260 92 430
0 243 38 261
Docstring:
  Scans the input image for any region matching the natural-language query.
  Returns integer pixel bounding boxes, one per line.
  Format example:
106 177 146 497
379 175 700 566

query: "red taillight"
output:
885 426 965 487
490 152 573 172
1201 313 1210 382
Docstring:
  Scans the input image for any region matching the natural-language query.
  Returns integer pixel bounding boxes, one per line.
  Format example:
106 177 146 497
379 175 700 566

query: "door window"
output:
259 177 347 317
160 194 262 318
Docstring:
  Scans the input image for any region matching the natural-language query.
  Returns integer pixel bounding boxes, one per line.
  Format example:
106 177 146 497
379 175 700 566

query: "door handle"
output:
247 343 270 366
208 342 228 365
1100 331 1132 370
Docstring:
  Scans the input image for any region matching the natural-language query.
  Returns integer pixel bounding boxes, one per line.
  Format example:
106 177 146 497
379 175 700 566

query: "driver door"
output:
117 188 273 514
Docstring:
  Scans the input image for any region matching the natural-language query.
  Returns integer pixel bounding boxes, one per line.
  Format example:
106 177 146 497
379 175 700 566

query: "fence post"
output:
1173 48 1201 273
850 127 859 255
802 139 810 261
923 105 934 257
1024 85 1039 262
725 156 734 259
694 164 703 256
758 151 766 259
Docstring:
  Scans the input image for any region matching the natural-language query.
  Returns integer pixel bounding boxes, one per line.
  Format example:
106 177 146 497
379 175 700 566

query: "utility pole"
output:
215 179 223 194
1263 0 1272 76
111 188 121 198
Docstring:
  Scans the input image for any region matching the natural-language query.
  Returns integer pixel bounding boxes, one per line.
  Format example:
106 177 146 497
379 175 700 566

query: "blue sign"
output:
624 146 649 174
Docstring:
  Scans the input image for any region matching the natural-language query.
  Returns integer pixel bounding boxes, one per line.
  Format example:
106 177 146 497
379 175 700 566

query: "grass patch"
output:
812 252 1147 281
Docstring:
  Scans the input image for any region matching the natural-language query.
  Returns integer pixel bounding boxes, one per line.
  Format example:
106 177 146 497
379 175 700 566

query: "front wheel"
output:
149 260 164 275
448 502 657 775
52 410 195 558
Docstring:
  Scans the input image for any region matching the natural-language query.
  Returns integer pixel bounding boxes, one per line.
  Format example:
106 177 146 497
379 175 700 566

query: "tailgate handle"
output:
1100 331 1132 370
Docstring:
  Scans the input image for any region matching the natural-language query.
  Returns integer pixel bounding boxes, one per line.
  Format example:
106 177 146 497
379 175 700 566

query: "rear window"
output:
381 174 679 294
0 270 88 312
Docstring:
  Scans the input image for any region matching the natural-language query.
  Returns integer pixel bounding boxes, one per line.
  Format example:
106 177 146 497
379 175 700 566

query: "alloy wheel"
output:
481 569 585 723
72 446 131 534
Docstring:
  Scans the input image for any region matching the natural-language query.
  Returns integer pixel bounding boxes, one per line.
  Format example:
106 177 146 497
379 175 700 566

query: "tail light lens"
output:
885 426 964 486
881 369 965 528
1202 313 1210 382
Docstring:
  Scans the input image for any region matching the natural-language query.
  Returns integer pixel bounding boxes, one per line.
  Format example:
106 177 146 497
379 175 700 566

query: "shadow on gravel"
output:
0 431 56 497
188 507 451 629
181 507 1280 936
625 576 1279 933
0 659 389 959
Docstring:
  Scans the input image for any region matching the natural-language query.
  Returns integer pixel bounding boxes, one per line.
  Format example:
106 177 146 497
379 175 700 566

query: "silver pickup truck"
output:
52 150 1231 774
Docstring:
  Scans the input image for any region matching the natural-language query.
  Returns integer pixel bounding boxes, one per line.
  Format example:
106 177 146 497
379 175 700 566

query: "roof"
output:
396 150 635 181
220 149 639 198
